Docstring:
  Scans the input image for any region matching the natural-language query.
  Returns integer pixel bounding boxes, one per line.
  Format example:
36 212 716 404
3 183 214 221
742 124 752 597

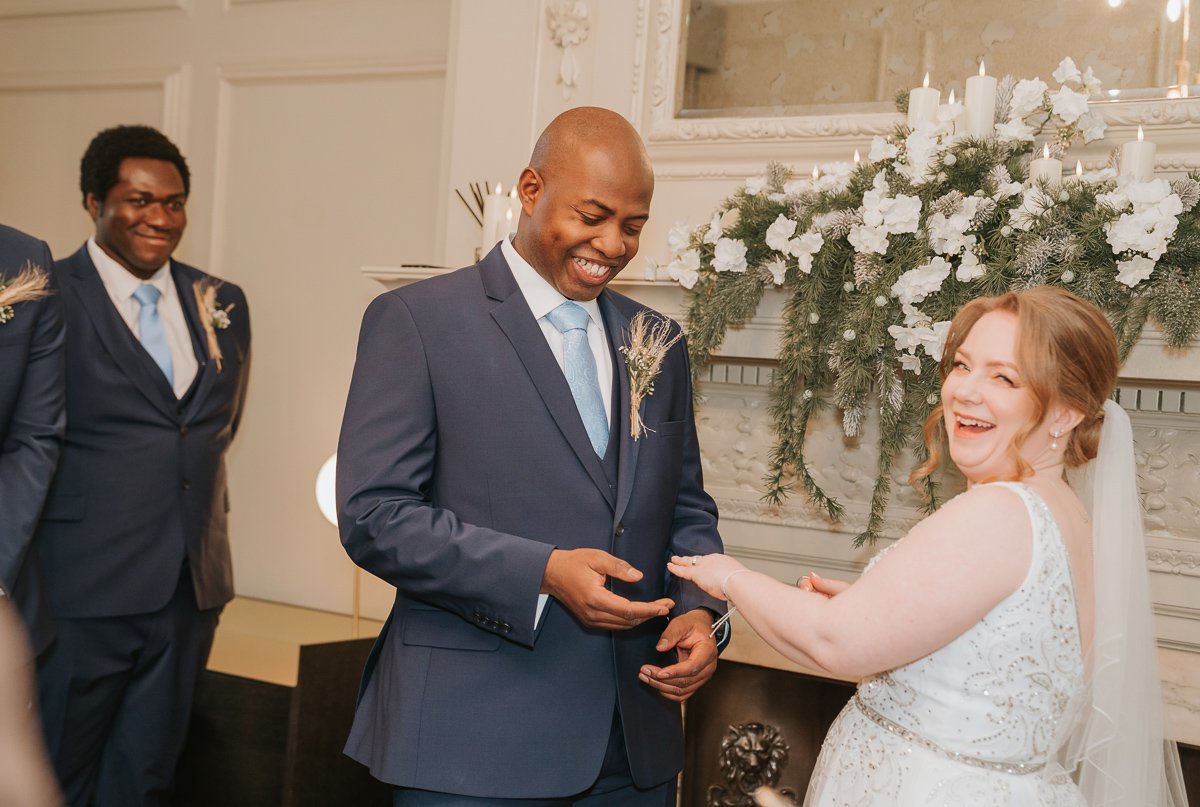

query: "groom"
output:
337 106 725 804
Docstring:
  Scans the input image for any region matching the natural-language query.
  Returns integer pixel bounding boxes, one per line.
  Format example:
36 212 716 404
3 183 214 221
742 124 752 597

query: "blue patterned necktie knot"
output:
132 283 174 386
546 301 608 458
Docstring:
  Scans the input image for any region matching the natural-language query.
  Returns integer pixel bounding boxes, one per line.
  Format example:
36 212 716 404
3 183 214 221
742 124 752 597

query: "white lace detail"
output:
805 482 1087 806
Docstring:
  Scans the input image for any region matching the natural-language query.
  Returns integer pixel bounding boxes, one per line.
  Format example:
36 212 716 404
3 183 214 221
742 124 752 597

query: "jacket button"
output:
179 425 189 436
181 479 191 490
614 522 625 537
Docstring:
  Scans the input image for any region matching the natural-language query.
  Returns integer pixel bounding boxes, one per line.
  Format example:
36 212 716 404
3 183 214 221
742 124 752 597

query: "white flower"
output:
1081 66 1102 95
995 117 1036 142
667 221 692 255
765 214 799 253
1052 57 1081 85
1049 86 1089 124
788 229 825 273
891 256 953 305
1010 78 1049 118
745 175 769 194
666 249 701 289
1076 112 1106 143
868 136 899 162
897 353 923 374
955 245 985 281
899 128 938 183
927 211 972 255
1104 180 1184 260
1115 255 1156 287
937 102 964 128
703 211 723 245
848 224 889 255
888 324 922 353
783 178 813 196
816 162 854 193
884 194 922 234
764 258 787 286
919 320 952 361
712 237 748 273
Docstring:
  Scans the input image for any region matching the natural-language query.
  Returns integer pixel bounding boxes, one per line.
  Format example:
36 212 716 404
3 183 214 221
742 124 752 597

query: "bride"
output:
670 287 1187 806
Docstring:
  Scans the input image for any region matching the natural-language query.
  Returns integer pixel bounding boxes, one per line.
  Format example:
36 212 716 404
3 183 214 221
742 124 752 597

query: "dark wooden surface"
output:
174 638 390 807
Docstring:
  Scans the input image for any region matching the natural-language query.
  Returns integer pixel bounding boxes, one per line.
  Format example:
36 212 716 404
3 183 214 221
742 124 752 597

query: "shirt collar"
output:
501 236 603 329
88 237 172 301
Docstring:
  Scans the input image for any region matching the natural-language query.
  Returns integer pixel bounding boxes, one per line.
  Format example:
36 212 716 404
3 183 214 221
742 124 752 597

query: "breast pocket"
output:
402 606 501 652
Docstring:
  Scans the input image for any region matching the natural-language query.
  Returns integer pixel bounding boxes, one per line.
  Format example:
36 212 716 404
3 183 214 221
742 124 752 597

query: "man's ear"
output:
85 193 102 223
516 167 542 215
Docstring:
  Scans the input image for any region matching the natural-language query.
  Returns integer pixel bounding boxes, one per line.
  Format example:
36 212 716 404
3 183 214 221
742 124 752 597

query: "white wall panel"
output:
216 69 445 617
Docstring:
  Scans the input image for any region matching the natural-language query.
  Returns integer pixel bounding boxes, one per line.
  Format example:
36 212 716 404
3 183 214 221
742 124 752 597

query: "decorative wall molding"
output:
0 0 184 19
628 0 650 127
545 0 589 101
217 57 446 84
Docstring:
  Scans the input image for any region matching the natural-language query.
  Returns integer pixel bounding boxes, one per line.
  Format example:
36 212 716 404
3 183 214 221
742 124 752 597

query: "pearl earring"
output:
1050 429 1062 451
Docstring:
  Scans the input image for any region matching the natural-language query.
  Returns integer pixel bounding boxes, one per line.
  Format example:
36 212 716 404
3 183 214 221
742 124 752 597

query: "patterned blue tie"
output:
132 284 174 386
546 301 608 458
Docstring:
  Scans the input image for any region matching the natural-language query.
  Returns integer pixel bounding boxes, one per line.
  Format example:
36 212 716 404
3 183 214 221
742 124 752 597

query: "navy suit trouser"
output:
36 567 220 807
391 708 676 807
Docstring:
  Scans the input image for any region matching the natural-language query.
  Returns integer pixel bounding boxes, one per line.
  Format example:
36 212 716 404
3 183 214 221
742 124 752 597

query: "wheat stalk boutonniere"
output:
0 262 51 325
192 279 235 372
620 310 683 440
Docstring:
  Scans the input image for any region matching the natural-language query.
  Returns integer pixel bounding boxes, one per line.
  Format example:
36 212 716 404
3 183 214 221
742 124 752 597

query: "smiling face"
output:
87 157 187 280
940 310 1051 483
513 139 653 301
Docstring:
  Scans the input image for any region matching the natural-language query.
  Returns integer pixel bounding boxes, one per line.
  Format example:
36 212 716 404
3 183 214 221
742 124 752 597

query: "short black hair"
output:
79 125 190 209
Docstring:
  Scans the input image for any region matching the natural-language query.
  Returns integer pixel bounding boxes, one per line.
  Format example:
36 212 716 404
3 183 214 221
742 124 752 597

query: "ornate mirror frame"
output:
640 0 1200 152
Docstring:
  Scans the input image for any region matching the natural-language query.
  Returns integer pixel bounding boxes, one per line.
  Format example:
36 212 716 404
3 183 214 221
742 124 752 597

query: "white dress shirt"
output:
501 237 615 627
88 238 199 398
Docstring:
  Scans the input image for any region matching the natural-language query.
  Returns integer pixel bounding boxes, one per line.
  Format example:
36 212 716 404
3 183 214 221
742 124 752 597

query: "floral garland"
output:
664 58 1200 545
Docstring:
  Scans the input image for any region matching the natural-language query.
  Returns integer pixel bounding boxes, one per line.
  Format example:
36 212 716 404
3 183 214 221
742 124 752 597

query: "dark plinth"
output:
175 638 390 807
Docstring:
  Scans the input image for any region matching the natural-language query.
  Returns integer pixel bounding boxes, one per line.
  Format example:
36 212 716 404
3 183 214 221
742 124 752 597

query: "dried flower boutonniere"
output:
192 279 235 372
0 263 51 325
619 310 683 440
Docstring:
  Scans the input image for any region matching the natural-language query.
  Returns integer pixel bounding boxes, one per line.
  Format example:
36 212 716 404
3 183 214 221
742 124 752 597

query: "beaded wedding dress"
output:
804 482 1088 806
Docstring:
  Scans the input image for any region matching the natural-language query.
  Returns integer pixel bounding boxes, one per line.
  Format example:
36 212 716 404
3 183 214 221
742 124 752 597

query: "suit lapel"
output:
481 254 614 508
172 263 216 419
600 293 640 526
64 248 178 421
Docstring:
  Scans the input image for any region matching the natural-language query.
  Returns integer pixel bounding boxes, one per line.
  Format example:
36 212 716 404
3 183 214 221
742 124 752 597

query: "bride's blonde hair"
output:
911 286 1119 491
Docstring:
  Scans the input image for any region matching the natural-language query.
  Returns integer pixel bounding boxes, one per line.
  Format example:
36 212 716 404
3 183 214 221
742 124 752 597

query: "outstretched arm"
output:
669 485 1034 678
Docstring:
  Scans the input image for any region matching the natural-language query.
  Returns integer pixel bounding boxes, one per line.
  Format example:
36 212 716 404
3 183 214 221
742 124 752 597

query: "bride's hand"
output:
798 572 849 599
668 553 746 601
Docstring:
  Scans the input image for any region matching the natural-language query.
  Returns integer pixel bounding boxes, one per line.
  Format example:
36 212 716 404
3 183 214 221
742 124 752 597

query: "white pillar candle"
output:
1121 125 1156 182
964 62 998 138
1029 143 1062 187
907 72 940 129
480 182 505 254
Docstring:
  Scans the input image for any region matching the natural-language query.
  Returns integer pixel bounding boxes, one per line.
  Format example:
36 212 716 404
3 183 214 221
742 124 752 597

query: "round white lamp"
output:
315 453 361 637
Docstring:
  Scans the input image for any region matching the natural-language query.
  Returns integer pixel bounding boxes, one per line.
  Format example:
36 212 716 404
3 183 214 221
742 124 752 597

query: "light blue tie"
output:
132 284 173 386
546 301 608 458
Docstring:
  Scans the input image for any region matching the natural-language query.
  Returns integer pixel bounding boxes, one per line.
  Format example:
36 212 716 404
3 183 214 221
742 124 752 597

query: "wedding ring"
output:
690 556 700 566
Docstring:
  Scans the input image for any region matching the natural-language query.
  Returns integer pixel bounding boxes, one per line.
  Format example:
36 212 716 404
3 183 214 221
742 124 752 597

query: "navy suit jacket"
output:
337 245 724 798
0 224 64 652
39 246 250 618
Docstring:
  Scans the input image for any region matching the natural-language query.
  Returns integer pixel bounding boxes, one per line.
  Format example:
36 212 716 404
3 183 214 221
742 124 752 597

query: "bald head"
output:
512 107 655 301
529 107 653 187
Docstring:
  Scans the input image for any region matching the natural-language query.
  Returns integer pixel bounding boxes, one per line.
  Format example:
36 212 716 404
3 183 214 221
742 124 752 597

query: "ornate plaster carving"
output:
546 0 590 101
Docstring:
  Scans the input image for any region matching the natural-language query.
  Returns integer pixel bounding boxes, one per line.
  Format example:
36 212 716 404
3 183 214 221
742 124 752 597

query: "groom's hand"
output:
638 609 718 702
541 548 674 630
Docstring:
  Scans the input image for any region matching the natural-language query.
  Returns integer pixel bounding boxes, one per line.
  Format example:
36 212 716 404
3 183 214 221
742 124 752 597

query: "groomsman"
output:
0 223 64 655
36 125 251 807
